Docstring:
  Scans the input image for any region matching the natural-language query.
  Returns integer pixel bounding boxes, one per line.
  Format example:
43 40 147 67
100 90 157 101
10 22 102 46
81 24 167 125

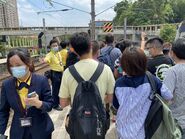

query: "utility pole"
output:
124 17 127 40
42 18 47 53
91 0 95 40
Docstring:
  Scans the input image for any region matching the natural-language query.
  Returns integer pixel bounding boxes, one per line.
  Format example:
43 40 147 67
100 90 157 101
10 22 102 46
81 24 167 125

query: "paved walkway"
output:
5 106 117 139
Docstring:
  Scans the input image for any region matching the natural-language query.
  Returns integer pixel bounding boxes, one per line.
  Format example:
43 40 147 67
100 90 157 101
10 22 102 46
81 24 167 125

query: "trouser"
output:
51 70 63 108
182 129 185 139
22 128 52 139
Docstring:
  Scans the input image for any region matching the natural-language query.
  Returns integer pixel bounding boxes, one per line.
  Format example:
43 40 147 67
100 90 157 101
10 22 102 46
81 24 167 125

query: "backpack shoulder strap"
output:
146 71 157 95
69 65 84 83
90 62 104 82
108 46 114 54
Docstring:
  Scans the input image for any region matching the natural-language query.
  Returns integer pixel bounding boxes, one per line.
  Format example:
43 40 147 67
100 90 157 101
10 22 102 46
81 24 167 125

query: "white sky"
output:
17 0 122 27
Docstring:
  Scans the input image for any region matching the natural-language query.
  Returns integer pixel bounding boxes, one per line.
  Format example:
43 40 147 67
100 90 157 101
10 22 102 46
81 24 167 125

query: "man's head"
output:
70 32 91 57
145 37 164 57
115 40 131 53
60 40 69 49
171 38 185 62
105 34 114 45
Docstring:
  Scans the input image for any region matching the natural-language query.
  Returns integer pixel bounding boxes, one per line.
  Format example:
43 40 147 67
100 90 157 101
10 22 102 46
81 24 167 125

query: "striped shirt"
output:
113 74 173 139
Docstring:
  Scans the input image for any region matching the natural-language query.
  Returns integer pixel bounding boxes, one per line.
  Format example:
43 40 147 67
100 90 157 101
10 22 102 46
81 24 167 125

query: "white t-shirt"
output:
164 63 185 129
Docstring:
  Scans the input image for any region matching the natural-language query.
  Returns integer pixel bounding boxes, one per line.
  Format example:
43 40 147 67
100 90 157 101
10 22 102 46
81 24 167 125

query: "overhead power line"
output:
50 0 90 14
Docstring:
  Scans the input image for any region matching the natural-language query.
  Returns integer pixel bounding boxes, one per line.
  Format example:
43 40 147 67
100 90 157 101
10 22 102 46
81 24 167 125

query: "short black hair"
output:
7 48 35 74
105 34 114 44
60 41 69 49
145 37 164 48
70 32 91 56
172 38 185 59
49 39 59 46
115 40 131 53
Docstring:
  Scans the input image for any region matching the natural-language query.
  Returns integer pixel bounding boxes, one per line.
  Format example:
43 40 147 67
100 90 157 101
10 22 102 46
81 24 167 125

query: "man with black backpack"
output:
98 34 122 71
59 32 115 139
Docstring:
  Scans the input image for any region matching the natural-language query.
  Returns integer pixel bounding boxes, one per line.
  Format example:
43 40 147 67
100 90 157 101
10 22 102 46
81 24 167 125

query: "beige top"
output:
59 59 115 104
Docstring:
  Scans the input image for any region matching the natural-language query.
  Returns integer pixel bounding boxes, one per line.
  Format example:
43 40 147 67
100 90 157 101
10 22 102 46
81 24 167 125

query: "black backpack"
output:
66 62 110 139
98 47 114 71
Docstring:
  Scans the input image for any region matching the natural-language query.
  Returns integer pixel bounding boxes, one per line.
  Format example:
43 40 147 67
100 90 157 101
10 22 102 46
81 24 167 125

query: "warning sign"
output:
103 22 113 32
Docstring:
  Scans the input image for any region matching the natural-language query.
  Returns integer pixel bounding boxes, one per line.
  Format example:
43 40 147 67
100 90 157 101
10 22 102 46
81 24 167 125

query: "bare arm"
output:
140 32 146 50
60 98 71 108
104 94 113 104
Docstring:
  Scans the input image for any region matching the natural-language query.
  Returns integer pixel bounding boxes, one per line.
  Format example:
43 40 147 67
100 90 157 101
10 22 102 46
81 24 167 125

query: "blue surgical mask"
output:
11 65 27 78
52 47 59 52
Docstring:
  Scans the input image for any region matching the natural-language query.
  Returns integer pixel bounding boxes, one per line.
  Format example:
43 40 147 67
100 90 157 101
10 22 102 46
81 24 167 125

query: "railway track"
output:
0 62 49 89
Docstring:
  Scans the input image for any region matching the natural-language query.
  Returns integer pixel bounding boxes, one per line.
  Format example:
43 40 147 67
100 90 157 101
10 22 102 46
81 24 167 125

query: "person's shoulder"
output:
62 67 72 78
147 58 154 65
101 62 112 72
45 51 53 58
115 76 126 87
32 73 48 82
2 77 15 86
112 47 121 55
167 64 181 73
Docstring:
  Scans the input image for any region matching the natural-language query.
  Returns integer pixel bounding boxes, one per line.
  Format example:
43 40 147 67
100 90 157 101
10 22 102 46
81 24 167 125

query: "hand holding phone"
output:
27 91 37 98
26 91 42 109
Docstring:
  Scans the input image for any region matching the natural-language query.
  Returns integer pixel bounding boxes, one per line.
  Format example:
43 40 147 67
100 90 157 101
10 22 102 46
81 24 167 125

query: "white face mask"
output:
144 50 151 58
11 65 27 78
52 47 59 52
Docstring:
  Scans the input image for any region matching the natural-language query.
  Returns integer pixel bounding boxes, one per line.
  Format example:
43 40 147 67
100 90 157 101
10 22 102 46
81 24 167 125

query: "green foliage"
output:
160 24 176 42
114 0 185 26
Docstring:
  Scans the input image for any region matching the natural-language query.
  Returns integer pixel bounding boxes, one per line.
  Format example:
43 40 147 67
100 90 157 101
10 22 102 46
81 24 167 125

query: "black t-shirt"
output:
147 54 174 81
66 52 79 68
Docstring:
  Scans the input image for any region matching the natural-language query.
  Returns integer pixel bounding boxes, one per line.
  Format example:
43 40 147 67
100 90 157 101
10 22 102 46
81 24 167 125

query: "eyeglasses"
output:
145 46 153 50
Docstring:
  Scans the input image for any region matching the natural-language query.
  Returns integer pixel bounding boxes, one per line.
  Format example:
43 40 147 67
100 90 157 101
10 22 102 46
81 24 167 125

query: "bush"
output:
160 24 177 43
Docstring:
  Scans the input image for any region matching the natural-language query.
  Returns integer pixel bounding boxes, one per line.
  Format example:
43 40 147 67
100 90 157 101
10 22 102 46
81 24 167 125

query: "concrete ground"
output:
5 106 117 139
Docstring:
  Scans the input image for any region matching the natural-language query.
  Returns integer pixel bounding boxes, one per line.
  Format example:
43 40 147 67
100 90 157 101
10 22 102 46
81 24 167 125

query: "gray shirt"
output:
163 64 185 129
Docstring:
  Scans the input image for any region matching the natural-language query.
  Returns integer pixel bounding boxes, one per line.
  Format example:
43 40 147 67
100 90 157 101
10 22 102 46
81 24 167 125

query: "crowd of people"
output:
0 32 185 139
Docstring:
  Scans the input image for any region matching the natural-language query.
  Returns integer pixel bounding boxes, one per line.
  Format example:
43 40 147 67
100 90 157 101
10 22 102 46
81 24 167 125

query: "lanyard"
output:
16 91 28 117
16 75 31 117
54 52 63 66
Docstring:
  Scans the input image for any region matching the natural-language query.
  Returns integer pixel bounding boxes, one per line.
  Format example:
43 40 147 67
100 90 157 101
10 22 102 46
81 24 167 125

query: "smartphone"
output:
27 91 37 98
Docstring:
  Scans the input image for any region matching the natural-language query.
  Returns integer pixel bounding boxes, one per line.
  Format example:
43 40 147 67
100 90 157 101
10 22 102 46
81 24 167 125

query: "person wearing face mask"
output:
0 48 54 139
42 39 63 111
145 37 175 81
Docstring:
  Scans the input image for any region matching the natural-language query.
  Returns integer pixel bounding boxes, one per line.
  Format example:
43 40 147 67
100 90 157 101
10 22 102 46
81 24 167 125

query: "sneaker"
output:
53 105 63 111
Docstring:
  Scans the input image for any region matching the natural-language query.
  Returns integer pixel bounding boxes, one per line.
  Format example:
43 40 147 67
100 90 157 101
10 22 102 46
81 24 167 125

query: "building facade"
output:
0 0 19 28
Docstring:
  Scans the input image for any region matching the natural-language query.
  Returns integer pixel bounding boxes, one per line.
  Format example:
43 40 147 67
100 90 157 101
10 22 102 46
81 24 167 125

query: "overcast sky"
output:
17 0 122 27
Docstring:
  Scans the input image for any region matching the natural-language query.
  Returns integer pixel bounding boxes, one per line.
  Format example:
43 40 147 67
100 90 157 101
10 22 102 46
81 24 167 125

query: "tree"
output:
113 0 184 26
160 24 176 42
169 0 185 23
